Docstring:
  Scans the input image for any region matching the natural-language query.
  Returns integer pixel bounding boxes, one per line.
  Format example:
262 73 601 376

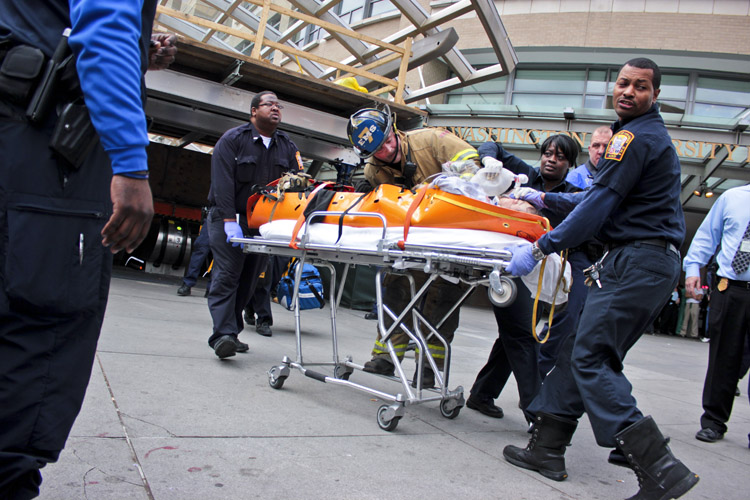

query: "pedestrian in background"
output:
683 183 750 445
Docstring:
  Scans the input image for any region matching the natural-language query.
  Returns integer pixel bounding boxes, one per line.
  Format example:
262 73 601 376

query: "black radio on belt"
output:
26 28 73 124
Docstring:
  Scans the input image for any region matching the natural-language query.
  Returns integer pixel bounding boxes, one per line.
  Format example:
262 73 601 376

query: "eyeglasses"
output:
258 102 284 110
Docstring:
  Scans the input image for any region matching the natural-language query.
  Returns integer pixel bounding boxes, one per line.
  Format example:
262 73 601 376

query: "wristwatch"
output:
531 242 545 261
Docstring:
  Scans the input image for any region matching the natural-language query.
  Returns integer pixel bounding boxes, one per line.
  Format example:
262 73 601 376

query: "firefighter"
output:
346 105 479 388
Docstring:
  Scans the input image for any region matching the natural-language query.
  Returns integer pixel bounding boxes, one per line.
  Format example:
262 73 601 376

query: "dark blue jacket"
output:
537 104 685 254
208 122 302 221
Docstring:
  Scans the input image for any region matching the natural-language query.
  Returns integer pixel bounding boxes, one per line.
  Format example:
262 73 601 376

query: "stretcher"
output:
234 182 568 431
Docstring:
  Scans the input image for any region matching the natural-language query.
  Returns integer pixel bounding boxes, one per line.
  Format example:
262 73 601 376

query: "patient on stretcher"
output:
494 195 539 215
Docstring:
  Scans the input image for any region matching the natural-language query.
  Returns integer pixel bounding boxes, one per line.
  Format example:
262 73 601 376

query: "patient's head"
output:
496 195 539 215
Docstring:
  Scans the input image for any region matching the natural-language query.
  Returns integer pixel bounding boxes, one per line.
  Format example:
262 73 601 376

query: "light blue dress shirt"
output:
683 184 750 281
566 161 595 189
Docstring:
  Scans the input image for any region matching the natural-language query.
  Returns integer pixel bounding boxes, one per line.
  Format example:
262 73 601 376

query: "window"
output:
693 77 750 118
303 0 396 44
511 69 585 108
584 70 608 108
444 62 750 120
336 0 365 24
367 0 395 17
657 74 689 114
446 76 507 105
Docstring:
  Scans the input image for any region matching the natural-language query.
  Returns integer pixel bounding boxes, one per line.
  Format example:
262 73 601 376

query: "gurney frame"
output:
235 211 517 431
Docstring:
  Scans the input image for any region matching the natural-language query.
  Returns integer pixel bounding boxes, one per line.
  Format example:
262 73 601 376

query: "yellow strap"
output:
530 249 569 344
433 193 551 231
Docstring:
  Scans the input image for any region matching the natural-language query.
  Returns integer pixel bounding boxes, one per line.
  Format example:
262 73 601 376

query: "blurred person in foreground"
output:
0 1 175 497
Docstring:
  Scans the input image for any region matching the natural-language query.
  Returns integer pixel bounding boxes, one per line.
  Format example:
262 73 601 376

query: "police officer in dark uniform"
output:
502 58 699 500
467 135 580 421
206 91 303 359
0 1 162 497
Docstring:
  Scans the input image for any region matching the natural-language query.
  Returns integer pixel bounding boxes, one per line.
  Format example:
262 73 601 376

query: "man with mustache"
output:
502 58 698 500
206 91 304 359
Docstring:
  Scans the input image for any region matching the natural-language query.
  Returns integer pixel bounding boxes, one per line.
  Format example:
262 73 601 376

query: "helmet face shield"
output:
347 106 392 158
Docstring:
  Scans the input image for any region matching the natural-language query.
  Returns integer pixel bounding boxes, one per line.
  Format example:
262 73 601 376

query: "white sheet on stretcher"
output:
259 220 571 305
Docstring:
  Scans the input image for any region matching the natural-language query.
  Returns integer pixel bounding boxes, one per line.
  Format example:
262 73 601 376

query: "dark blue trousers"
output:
537 249 592 378
206 210 267 347
470 277 540 420
245 256 288 324
528 243 679 447
182 223 211 288
1 110 113 498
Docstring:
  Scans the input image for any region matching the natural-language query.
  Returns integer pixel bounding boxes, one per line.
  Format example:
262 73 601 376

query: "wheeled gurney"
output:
233 183 567 431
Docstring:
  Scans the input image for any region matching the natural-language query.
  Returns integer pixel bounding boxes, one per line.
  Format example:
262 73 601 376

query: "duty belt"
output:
606 238 679 257
725 278 750 290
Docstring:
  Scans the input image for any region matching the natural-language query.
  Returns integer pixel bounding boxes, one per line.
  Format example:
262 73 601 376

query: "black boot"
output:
614 416 699 500
608 448 630 468
503 412 578 481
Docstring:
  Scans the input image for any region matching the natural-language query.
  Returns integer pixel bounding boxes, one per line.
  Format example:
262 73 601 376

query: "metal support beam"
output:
469 0 517 74
146 70 351 144
390 0 474 81
202 0 324 77
680 146 729 205
404 63 507 103
175 131 206 148
145 70 359 164
351 30 458 88
288 0 371 65
221 60 244 85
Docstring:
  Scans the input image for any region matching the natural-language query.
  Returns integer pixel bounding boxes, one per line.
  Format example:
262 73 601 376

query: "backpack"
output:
276 259 325 311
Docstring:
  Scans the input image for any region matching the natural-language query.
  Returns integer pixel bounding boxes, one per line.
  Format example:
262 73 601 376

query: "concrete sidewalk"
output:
38 270 749 499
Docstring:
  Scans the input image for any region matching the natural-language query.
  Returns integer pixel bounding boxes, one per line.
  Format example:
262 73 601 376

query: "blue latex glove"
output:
506 243 538 276
224 221 243 247
510 187 546 209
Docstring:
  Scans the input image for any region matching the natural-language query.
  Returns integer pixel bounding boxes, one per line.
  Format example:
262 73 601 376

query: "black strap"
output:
335 191 369 244
302 189 336 220
303 278 326 308
402 147 417 189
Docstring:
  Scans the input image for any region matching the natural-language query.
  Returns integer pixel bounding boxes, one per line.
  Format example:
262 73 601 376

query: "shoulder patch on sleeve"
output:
604 130 634 162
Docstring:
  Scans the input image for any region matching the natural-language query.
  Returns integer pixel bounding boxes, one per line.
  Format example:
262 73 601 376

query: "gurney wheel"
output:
334 365 352 381
268 372 287 390
439 399 462 419
488 277 516 307
268 374 286 389
376 405 401 432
